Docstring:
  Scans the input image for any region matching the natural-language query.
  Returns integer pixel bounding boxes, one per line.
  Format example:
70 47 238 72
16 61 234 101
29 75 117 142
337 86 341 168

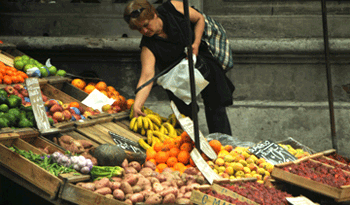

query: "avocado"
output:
0 118 9 128
18 118 33 128
8 108 20 119
0 104 9 113
8 97 21 108
0 95 9 105
2 113 16 127
0 89 7 96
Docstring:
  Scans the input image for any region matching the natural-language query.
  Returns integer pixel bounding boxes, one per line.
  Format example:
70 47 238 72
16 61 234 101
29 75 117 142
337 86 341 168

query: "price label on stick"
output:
170 101 217 160
26 78 58 134
190 148 221 184
248 140 297 165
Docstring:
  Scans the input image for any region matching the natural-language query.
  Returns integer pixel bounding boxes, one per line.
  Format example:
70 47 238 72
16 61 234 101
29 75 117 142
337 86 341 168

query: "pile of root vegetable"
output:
76 159 208 204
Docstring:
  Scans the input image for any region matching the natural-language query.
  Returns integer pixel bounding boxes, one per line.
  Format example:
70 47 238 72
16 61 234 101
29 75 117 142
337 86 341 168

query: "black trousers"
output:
166 90 232 136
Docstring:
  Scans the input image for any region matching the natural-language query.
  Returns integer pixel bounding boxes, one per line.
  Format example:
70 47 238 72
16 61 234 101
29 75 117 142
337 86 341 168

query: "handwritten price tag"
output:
190 148 221 184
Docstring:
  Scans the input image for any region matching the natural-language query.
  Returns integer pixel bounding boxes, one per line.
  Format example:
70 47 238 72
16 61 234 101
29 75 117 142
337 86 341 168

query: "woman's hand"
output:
133 103 146 118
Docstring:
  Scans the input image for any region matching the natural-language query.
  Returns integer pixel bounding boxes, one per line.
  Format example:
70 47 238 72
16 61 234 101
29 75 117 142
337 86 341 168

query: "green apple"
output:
48 66 57 76
56 69 66 77
14 60 24 70
39 67 49 77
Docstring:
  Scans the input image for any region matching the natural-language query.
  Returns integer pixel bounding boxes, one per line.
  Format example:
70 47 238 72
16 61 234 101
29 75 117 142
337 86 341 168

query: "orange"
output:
0 79 2 84
209 140 222 154
201 152 210 161
156 163 168 173
11 75 18 84
84 85 95 94
177 150 190 165
69 102 80 108
6 70 14 76
101 90 108 96
153 142 163 152
126 99 135 110
17 75 24 83
0 72 3 80
180 142 193 152
173 162 186 172
3 75 12 85
95 81 107 91
18 71 28 79
0 61 5 68
119 95 126 108
0 67 5 75
181 131 192 144
173 137 182 149
190 158 196 167
166 157 178 167
155 151 169 164
169 147 180 157
146 148 157 160
87 82 96 86
112 90 120 96
71 79 86 90
112 96 122 107
106 86 116 93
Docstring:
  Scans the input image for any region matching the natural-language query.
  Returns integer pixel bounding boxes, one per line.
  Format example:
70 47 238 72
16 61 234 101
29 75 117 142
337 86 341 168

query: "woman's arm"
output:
171 0 205 56
133 46 156 117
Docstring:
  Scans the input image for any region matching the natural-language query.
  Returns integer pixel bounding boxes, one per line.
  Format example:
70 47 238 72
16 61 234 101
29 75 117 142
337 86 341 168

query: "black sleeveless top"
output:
140 1 235 107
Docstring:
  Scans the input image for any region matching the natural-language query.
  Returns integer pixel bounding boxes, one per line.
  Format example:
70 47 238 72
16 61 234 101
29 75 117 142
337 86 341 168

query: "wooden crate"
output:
0 49 15 67
0 133 63 199
190 189 235 205
272 156 350 202
59 182 127 205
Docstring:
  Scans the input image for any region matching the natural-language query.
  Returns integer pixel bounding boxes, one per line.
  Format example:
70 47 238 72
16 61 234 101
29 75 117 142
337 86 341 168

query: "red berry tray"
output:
272 151 350 202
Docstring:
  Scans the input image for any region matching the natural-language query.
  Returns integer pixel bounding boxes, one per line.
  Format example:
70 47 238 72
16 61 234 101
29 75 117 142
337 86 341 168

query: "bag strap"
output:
134 53 186 95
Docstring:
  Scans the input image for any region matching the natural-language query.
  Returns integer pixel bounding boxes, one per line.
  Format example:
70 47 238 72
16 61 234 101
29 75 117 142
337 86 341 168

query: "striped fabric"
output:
200 12 234 71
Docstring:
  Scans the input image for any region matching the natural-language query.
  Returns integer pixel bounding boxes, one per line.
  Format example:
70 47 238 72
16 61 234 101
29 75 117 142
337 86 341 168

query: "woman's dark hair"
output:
124 0 158 30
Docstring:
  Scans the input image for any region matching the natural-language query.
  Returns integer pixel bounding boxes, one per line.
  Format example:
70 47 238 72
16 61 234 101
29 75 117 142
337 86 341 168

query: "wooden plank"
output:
12 138 46 155
76 126 110 145
22 136 66 154
211 183 259 205
100 122 143 142
90 123 116 145
0 132 20 141
271 167 344 199
58 173 90 183
0 141 62 198
75 116 114 128
110 111 130 121
190 190 234 205
88 113 110 120
60 182 127 205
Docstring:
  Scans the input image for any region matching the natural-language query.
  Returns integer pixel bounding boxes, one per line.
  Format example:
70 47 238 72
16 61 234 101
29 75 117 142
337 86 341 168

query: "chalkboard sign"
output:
26 78 58 134
248 140 297 165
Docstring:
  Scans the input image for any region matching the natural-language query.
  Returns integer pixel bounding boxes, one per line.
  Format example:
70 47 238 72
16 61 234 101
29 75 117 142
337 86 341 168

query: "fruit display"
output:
0 61 28 84
218 181 293 204
143 131 196 174
278 143 310 159
203 189 252 205
313 156 350 172
327 152 350 165
281 159 350 188
204 140 274 183
75 158 207 204
13 55 66 78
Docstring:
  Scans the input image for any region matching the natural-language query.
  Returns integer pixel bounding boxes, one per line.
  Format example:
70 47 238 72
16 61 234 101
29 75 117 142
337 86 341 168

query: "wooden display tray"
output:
59 182 127 205
0 49 14 67
272 156 350 202
0 133 63 199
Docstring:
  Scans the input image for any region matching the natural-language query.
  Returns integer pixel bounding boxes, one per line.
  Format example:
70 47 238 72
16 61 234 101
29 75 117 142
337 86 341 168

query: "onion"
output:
86 159 93 167
80 166 90 174
73 164 80 171
78 158 86 168
70 156 78 164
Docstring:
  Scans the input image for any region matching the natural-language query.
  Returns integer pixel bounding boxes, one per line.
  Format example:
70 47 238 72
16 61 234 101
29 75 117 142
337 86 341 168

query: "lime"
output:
21 59 29 66
14 60 24 70
56 69 66 77
0 104 9 113
23 64 34 73
29 58 35 65
14 56 22 61
21 55 30 61
39 67 49 77
48 66 57 76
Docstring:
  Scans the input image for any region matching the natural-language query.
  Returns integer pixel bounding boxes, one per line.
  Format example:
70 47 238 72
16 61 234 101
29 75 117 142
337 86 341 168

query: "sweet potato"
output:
139 167 154 177
195 175 206 185
76 182 95 191
77 139 93 148
147 177 160 184
186 183 200 192
145 193 163 204
176 198 191 204
144 191 156 200
163 193 176 204
183 192 192 199
135 177 151 188
125 167 138 174
143 185 153 191
176 179 185 187
152 182 164 193
159 187 178 197
111 177 123 182
124 199 133 205
120 181 133 195
156 173 167 182
94 187 112 195
183 167 199 175
162 167 173 173
95 177 110 189
113 189 125 200
143 161 156 170
132 185 142 193
105 194 114 199
60 135 74 144
110 181 121 190
160 181 172 188
123 174 139 186
122 159 129 169
130 193 144 204
128 161 142 172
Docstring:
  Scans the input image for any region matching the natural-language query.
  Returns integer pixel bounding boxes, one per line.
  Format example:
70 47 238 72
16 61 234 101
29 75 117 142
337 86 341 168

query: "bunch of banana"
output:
129 116 152 136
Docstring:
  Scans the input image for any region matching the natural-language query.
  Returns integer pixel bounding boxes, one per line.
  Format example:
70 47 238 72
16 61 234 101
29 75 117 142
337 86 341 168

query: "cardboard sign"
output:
26 78 58 134
248 140 297 165
170 101 217 160
190 148 221 184
212 184 259 205
190 190 234 205
286 196 317 205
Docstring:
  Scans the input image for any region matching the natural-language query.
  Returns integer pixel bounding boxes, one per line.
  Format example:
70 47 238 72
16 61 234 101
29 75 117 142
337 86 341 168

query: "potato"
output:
156 173 167 182
145 193 163 204
124 199 133 205
129 161 142 172
162 172 175 182
139 167 154 177
177 193 184 198
136 177 151 188
183 192 192 199
132 185 142 193
195 175 206 185
122 158 129 169
143 185 153 191
125 194 133 200
125 167 138 174
160 181 172 187
130 193 144 204
143 161 156 170
143 191 155 200
176 179 185 187
147 177 160 184
94 187 112 195
111 177 122 182
105 194 114 199
110 181 121 190
159 187 179 197
176 198 191 204
120 181 133 195
76 182 95 191
162 167 173 173
152 182 164 193
113 189 125 201
187 183 200 192
163 193 176 204
95 177 110 190
123 174 139 186
183 167 199 175
179 186 187 194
